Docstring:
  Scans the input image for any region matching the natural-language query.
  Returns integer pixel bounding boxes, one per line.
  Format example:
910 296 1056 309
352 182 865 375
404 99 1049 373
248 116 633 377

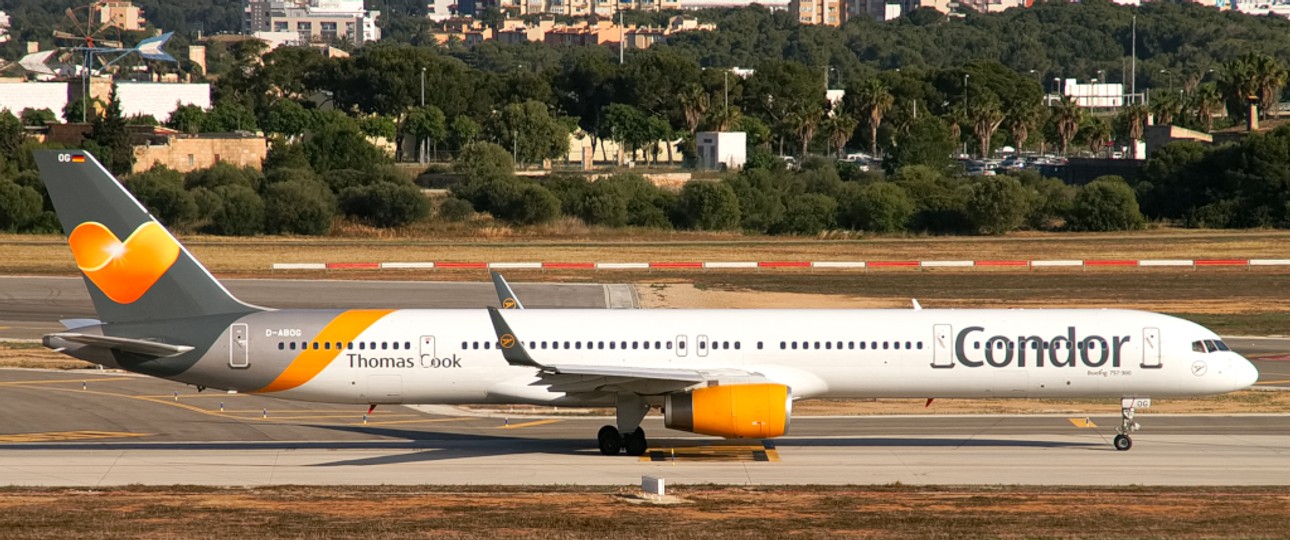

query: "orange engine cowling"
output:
664 383 791 439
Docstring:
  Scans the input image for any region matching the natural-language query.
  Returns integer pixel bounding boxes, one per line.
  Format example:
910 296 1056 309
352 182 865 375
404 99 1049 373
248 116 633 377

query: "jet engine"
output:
664 383 791 438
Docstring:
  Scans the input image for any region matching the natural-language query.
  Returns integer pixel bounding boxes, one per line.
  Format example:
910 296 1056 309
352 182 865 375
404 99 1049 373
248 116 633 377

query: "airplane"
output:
35 150 1259 455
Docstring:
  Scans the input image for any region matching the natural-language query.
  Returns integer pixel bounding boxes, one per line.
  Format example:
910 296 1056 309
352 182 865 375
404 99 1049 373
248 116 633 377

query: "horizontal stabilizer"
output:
45 332 193 357
59 318 102 330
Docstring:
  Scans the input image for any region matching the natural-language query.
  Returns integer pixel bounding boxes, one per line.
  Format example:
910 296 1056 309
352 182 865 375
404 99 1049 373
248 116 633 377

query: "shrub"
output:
0 178 43 232
493 183 561 226
777 193 838 235
437 197 474 222
675 181 740 230
205 184 265 236
837 181 914 233
965 176 1032 235
185 162 263 192
455 142 514 182
263 179 336 235
1067 176 1145 232
339 182 430 228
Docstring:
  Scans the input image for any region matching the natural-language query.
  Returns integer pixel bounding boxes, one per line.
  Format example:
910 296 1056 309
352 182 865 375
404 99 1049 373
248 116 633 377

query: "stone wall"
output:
132 135 267 174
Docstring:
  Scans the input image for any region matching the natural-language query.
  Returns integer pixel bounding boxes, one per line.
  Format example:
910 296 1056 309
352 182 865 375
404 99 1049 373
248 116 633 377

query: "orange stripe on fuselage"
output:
255 309 394 393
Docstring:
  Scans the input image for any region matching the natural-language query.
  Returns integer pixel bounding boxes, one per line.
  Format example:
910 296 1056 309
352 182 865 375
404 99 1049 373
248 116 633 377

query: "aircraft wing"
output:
486 307 767 395
45 332 193 357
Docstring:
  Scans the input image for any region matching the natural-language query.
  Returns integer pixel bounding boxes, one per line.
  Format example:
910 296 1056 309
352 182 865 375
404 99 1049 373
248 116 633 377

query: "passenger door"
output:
1141 327 1161 369
931 324 953 369
229 323 249 368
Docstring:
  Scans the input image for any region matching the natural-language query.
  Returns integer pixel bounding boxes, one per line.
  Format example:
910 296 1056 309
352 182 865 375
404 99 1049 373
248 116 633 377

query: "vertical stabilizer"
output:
34 150 259 323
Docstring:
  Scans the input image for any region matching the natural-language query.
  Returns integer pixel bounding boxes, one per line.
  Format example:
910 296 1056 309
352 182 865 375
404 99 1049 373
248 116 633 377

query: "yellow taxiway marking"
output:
0 377 130 387
1256 379 1290 385
0 431 151 443
640 442 780 462
1068 418 1098 428
497 419 561 429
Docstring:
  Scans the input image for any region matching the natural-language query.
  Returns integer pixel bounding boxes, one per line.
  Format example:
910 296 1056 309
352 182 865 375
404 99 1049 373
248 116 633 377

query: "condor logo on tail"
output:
68 221 180 304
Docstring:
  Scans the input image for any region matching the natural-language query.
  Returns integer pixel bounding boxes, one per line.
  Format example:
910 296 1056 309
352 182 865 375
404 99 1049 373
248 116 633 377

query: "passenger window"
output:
563 341 570 349
825 342 832 350
633 341 640 350
871 341 878 350
791 342 798 350
883 342 889 350
484 342 491 350
859 342 866 350
312 342 319 350
699 341 706 350
278 342 284 350
893 342 900 350
610 342 616 350
780 341 786 350
289 342 296 350
643 341 650 350
735 342 741 350
405 342 411 349
916 342 923 350
655 341 662 349
666 341 673 349
905 341 912 349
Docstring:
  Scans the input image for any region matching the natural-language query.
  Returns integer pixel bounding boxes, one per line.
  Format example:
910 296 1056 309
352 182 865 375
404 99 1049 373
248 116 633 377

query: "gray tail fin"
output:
35 150 260 324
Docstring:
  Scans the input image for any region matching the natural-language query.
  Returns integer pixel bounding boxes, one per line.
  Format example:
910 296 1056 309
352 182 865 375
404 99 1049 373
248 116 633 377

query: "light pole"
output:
420 67 426 163
512 129 518 168
963 73 970 112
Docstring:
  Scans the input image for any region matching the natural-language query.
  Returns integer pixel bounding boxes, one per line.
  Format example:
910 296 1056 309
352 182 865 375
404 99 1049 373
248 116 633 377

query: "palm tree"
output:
1149 90 1183 125
854 79 894 158
678 83 710 134
1191 84 1223 132
1051 96 1083 157
1081 116 1111 157
969 98 1004 159
1251 53 1288 119
788 102 823 158
1114 103 1148 158
1004 99 1043 153
821 113 859 158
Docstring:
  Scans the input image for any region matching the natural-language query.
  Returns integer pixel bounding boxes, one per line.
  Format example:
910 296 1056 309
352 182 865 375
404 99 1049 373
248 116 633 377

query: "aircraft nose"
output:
1228 355 1260 391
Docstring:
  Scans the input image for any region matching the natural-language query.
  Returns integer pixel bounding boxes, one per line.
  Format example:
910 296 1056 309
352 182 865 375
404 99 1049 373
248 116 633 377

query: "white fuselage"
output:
184 308 1257 405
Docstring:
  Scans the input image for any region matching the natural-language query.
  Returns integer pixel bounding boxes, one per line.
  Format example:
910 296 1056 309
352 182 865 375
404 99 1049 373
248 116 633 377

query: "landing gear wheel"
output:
1113 434 1132 451
597 425 622 455
623 427 648 457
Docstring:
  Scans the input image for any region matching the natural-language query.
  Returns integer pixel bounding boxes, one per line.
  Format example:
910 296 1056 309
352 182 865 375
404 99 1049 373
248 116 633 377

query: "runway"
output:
0 276 635 340
1 369 1287 486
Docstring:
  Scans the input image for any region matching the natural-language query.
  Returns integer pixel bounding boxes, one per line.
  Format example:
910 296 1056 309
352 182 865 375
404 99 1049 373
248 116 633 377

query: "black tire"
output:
597 425 622 456
624 427 648 457
1113 434 1132 451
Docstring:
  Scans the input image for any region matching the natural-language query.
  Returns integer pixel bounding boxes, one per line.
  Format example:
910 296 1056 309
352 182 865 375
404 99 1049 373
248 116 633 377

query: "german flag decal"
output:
71 154 86 163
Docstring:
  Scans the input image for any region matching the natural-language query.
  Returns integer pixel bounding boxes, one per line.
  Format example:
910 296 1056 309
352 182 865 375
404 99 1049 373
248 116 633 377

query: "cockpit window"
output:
1193 340 1231 353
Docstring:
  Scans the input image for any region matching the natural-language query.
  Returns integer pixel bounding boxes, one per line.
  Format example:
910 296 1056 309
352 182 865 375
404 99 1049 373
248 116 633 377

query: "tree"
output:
886 116 955 172
402 106 447 161
447 115 481 157
19 108 57 127
1150 90 1183 126
1068 176 1145 232
204 101 259 132
676 181 740 230
166 104 207 134
777 193 837 235
742 60 825 155
302 121 390 173
484 100 569 166
821 114 859 158
1050 96 1082 157
850 79 894 158
1191 84 1223 132
969 97 1005 158
0 111 23 156
603 104 656 163
125 165 198 229
965 176 1031 235
1004 99 1043 153
1114 104 1148 159
454 142 514 182
261 100 312 139
1080 116 1111 157
86 87 134 176
204 184 265 236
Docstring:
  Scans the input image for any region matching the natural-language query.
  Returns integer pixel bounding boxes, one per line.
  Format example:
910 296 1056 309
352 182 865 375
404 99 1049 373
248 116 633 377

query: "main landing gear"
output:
1114 401 1142 451
597 393 651 456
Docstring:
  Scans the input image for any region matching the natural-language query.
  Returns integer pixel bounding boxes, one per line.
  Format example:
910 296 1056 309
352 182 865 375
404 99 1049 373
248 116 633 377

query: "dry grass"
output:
0 485 1286 539
4 229 1290 275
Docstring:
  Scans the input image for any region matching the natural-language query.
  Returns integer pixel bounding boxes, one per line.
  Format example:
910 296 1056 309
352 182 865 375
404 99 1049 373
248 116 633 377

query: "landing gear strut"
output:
1114 401 1141 451
596 394 651 456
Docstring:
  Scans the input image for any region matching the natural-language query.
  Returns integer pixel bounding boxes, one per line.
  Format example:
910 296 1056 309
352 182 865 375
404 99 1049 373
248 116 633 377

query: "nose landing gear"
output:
1114 398 1145 451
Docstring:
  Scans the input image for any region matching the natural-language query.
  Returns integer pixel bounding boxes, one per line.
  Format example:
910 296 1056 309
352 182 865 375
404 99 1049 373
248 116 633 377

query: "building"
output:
132 129 269 174
695 131 747 170
956 0 1028 13
96 1 147 31
1062 79 1124 109
0 11 11 44
461 0 681 17
426 0 456 21
243 0 381 45
0 80 209 123
789 0 845 25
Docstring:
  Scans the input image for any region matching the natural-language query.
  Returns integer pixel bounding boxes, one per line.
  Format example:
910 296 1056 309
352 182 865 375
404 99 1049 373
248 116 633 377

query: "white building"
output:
695 131 747 171
426 0 455 21
0 11 10 44
0 81 210 123
0 82 71 121
243 0 381 44
1062 79 1124 109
